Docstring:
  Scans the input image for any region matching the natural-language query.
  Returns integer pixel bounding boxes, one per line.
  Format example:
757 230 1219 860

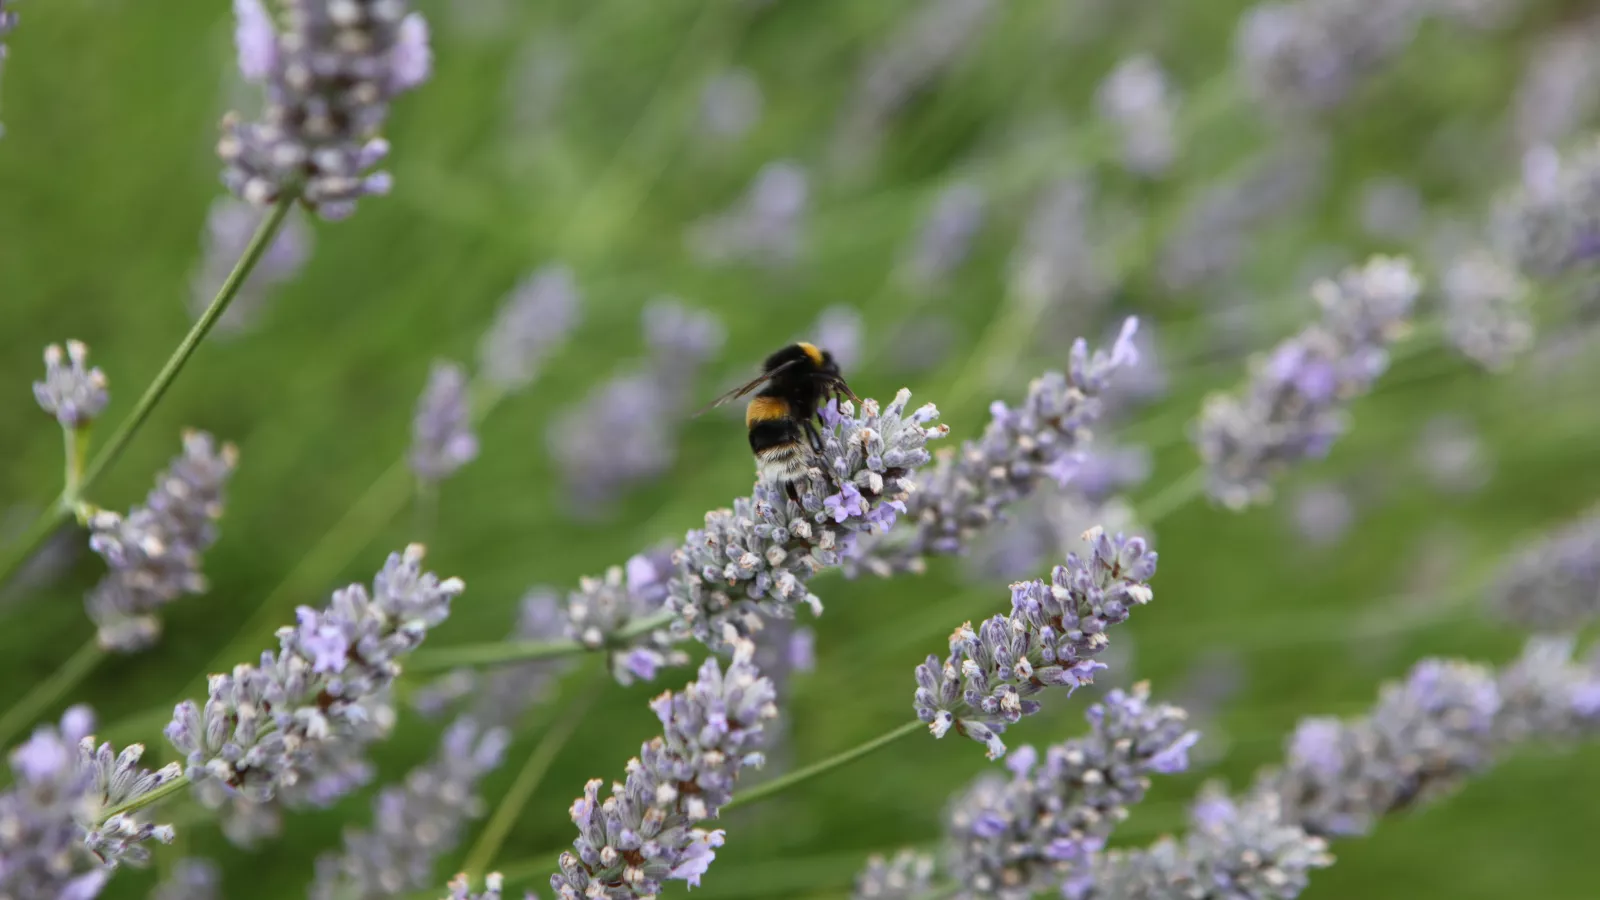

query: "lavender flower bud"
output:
77 738 182 868
1095 55 1178 177
854 323 1136 576
219 0 433 218
478 266 581 393
945 683 1197 898
852 850 935 899
86 431 239 651
188 197 311 335
686 161 809 269
443 873 508 900
898 181 988 293
550 634 777 899
1194 256 1420 509
915 527 1158 759
1439 248 1533 371
1289 482 1353 548
1513 29 1600 153
165 545 462 806
1488 507 1600 631
1084 791 1332 900
33 341 109 429
149 859 220 900
0 708 107 900
666 390 945 651
410 361 479 483
311 719 509 899
565 559 688 685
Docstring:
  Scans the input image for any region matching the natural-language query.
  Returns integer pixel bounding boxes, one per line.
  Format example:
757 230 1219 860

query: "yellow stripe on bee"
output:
746 395 790 426
796 342 824 365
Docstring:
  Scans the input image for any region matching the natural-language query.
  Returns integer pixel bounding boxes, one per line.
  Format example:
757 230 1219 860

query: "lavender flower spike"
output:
1487 506 1600 632
78 735 183 868
1194 256 1420 509
551 631 778 899
478 265 581 393
564 555 688 685
0 708 107 900
220 0 433 218
34 340 110 429
852 850 935 899
165 544 462 806
410 361 480 483
86 431 239 651
915 527 1157 759
853 319 1138 576
944 683 1197 899
311 719 509 899
666 389 945 651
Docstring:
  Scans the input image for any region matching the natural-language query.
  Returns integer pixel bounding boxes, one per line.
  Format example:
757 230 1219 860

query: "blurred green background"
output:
4 0 1600 897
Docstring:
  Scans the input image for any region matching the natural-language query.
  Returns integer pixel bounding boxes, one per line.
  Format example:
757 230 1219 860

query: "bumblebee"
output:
697 342 859 500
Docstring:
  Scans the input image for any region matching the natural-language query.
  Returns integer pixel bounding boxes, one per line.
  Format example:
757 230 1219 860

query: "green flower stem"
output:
0 638 103 749
62 425 88 510
101 771 190 821
721 718 924 813
1136 466 1207 525
407 610 676 674
0 197 295 594
461 673 604 878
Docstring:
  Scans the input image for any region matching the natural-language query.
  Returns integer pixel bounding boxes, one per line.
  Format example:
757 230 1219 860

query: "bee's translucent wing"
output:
691 358 804 418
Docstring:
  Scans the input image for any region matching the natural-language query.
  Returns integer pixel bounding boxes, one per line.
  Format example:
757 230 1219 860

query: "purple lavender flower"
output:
1513 29 1600 153
897 182 988 293
851 321 1136 576
852 850 934 899
410 361 480 484
33 341 109 429
549 299 724 515
165 545 462 808
1095 55 1178 177
1488 506 1600 631
149 859 220 900
1493 137 1600 281
943 683 1197 898
1194 256 1420 508
915 527 1157 759
85 431 239 651
1289 482 1353 548
478 266 582 394
188 197 312 334
310 720 509 899
1008 177 1113 312
1439 247 1533 371
442 873 507 900
686 161 809 269
666 389 944 652
0 708 107 900
563 558 688 685
1234 0 1424 112
220 0 433 218
550 635 777 899
78 737 183 868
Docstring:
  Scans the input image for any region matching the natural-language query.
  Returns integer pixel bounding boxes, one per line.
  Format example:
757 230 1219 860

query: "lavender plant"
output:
188 197 312 334
411 361 480 485
1487 506 1600 631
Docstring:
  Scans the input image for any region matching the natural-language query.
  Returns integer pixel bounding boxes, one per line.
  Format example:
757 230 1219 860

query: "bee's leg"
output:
803 418 844 495
785 480 802 505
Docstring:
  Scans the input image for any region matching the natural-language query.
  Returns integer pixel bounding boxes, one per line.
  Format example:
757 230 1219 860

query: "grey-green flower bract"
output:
915 526 1157 759
164 545 462 808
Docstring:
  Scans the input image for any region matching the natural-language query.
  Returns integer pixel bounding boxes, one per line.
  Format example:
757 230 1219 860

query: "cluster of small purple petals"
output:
1439 247 1534 371
853 323 1136 578
666 390 944 652
915 527 1157 759
943 683 1197 899
1493 139 1600 281
1193 256 1420 509
1487 507 1600 631
85 431 239 651
478 265 582 394
1081 790 1332 900
165 545 461 809
442 872 509 900
1234 0 1425 112
565 556 688 686
33 340 109 429
897 181 988 293
77 738 182 868
221 0 432 218
410 361 480 483
550 634 777 899
0 707 106 900
149 858 221 900
310 719 509 899
686 161 809 268
549 299 725 515
1095 55 1178 177
852 849 935 900
1492 635 1600 744
189 197 311 335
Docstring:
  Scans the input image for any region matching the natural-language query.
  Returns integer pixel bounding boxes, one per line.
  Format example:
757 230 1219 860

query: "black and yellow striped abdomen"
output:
746 394 809 482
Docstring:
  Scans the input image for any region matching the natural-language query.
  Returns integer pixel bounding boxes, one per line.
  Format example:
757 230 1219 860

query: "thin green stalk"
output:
62 425 88 510
407 610 675 674
0 198 295 593
101 772 190 820
0 638 103 749
722 718 923 812
461 674 603 878
1137 466 1207 525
